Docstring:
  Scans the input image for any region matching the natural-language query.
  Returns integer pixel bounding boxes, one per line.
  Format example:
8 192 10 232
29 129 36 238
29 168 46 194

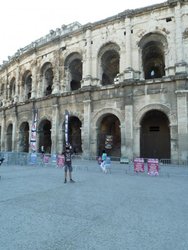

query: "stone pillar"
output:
52 50 60 94
175 3 187 73
176 90 188 162
82 29 92 87
31 60 37 99
1 111 6 150
15 66 20 103
125 18 132 69
12 107 18 151
82 99 91 158
51 100 59 153
169 124 178 163
124 105 133 160
121 18 135 80
134 125 141 159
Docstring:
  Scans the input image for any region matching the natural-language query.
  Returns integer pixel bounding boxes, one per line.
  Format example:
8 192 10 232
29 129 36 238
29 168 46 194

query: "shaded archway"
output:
140 110 170 159
7 124 13 151
139 33 166 80
64 52 82 91
38 119 52 153
69 116 82 154
19 122 29 152
98 42 120 86
97 114 121 158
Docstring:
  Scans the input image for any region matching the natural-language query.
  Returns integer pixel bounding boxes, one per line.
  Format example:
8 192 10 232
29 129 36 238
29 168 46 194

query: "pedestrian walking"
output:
100 149 108 173
63 143 75 183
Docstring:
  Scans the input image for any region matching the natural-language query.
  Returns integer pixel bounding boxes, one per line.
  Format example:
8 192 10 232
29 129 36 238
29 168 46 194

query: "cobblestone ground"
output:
0 160 188 250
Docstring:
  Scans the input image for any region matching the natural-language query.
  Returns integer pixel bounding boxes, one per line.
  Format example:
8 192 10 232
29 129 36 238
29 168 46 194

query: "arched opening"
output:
41 63 54 96
140 110 170 159
9 77 16 102
101 50 119 85
65 53 82 91
7 124 13 151
69 116 82 154
22 71 32 100
143 41 165 79
97 114 121 158
19 122 29 152
70 59 82 90
38 120 52 153
139 33 166 80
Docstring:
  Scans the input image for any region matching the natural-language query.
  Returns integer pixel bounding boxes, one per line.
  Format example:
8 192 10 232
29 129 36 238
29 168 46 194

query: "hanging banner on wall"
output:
64 110 69 145
30 109 38 152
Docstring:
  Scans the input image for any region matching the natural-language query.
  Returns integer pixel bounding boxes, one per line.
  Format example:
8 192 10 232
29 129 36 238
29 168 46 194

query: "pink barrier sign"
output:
134 158 144 172
147 159 159 176
57 155 65 168
43 155 50 163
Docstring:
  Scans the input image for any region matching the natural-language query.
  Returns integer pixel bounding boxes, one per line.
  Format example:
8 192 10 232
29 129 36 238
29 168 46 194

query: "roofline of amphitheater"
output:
0 0 185 70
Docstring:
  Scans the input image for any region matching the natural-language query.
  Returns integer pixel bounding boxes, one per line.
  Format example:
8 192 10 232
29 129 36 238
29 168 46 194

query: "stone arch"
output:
22 70 32 100
9 77 16 102
64 52 83 91
38 118 52 153
135 104 171 160
135 104 171 127
40 62 54 96
19 121 30 152
97 42 120 85
7 123 13 151
138 32 167 79
93 108 123 158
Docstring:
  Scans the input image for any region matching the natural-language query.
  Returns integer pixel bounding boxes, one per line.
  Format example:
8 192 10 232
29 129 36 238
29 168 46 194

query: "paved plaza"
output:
0 160 188 250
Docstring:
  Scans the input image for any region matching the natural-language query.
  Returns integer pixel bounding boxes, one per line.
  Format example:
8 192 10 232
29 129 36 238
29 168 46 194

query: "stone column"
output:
51 100 59 153
1 111 6 150
122 18 135 80
52 50 60 94
31 60 37 99
82 29 92 87
124 105 133 160
12 106 18 151
15 66 20 103
82 99 91 158
176 90 188 162
175 3 187 73
134 125 141 159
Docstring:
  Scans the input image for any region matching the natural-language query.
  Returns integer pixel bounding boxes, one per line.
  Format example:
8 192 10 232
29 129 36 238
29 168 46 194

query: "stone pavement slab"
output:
0 161 188 250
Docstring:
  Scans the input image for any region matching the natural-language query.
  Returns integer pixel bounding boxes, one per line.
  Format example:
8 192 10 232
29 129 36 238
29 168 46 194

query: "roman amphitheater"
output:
0 0 188 163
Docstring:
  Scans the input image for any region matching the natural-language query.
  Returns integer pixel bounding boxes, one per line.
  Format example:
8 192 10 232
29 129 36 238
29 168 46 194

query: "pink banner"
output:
57 154 65 168
147 159 159 176
134 158 144 172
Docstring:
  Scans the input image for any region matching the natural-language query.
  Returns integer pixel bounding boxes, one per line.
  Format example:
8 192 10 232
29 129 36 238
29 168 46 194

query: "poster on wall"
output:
105 135 113 149
134 158 145 172
30 109 38 152
147 159 159 176
64 110 69 145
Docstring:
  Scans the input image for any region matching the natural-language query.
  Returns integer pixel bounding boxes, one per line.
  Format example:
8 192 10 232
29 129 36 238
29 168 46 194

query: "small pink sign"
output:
147 159 159 176
57 155 65 168
134 158 144 172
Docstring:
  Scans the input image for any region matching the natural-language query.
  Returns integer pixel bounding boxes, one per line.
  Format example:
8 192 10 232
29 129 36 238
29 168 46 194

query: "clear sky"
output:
0 0 165 64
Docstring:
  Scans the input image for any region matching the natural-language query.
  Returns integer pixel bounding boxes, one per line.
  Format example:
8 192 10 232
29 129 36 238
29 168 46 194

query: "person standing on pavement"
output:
100 149 107 173
63 143 75 183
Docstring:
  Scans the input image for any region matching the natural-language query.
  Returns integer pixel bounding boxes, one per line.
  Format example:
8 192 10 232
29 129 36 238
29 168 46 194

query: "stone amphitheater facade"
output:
0 0 188 162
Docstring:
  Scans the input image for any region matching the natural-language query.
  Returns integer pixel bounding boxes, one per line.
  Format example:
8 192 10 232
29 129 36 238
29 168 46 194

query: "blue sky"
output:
0 0 164 64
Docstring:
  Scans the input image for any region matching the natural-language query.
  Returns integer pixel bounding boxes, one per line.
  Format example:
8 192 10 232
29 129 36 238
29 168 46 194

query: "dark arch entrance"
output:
38 120 52 153
140 110 170 159
7 124 13 151
98 114 121 158
69 116 82 154
19 122 29 152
